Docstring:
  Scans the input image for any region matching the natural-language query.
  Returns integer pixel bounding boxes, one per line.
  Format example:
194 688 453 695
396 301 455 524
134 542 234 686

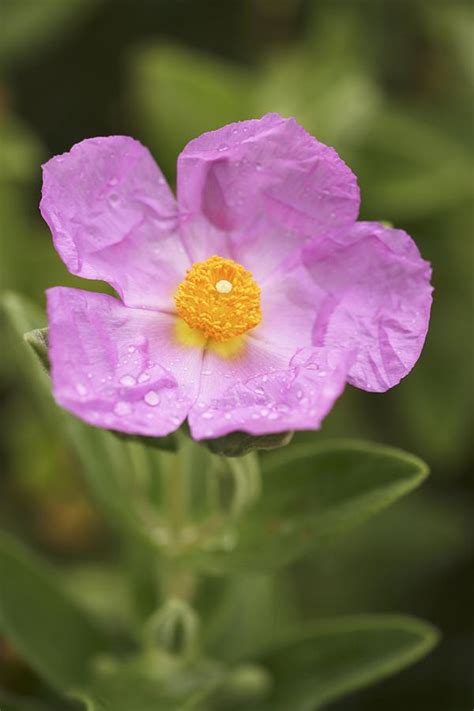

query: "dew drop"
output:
120 375 136 387
76 383 87 396
114 401 132 416
144 390 160 406
218 143 229 152
202 412 214 419
138 372 150 383
127 345 136 353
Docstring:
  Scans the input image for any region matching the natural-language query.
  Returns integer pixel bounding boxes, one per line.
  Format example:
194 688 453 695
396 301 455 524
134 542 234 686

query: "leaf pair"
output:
0 532 438 711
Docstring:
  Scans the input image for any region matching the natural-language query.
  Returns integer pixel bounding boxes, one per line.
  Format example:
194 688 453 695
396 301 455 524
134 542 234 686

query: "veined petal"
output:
251 259 323 349
188 343 351 440
303 222 433 392
41 136 189 310
47 288 202 436
177 113 360 280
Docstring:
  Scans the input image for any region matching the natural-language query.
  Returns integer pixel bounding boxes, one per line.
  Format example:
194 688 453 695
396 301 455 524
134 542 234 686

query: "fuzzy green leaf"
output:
190 440 429 573
250 615 439 710
0 532 109 692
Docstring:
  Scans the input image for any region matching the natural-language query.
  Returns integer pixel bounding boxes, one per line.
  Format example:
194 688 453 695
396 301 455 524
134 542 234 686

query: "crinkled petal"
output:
188 344 351 440
47 288 202 436
41 137 190 310
303 222 433 392
177 113 360 280
251 259 324 350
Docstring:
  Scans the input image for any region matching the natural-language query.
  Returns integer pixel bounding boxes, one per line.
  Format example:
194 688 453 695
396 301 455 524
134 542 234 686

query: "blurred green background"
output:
0 0 472 709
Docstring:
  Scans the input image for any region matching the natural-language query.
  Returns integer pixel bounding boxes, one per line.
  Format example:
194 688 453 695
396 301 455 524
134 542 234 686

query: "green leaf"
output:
0 0 100 67
130 43 254 176
75 654 223 711
0 532 110 692
190 440 428 573
24 327 50 371
250 615 439 710
203 575 296 664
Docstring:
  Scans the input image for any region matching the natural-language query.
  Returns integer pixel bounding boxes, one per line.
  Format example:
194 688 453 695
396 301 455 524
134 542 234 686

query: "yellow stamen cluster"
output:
175 256 261 342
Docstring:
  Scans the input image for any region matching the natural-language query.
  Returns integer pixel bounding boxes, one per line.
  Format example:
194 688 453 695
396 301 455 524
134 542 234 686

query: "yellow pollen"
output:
174 256 261 342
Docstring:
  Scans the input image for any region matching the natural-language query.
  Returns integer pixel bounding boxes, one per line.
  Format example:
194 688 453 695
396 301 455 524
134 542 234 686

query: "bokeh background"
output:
0 1 472 709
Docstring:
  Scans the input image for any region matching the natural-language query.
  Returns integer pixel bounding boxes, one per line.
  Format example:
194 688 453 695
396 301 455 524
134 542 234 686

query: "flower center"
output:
174 256 262 342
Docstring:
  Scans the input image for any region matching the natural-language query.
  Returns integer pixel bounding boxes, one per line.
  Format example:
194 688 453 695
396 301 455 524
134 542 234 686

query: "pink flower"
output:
41 113 432 441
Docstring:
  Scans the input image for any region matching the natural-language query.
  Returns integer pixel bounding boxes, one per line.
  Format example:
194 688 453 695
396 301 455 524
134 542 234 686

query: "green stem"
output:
227 452 262 517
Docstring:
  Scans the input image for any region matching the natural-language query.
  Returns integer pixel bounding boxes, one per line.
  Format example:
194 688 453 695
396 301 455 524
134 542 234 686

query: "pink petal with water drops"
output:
177 113 360 280
41 136 190 310
47 287 202 436
188 344 352 440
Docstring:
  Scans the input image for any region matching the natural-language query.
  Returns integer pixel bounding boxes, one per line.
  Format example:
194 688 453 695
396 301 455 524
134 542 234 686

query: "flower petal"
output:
188 343 351 440
303 222 433 391
177 113 360 279
47 288 202 436
41 136 190 310
251 258 323 350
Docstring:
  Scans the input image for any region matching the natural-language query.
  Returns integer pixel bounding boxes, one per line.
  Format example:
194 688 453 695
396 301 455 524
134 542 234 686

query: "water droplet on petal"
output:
218 143 229 152
76 383 87 396
114 401 132 416
120 375 136 387
144 390 160 406
202 412 213 419
138 372 150 383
